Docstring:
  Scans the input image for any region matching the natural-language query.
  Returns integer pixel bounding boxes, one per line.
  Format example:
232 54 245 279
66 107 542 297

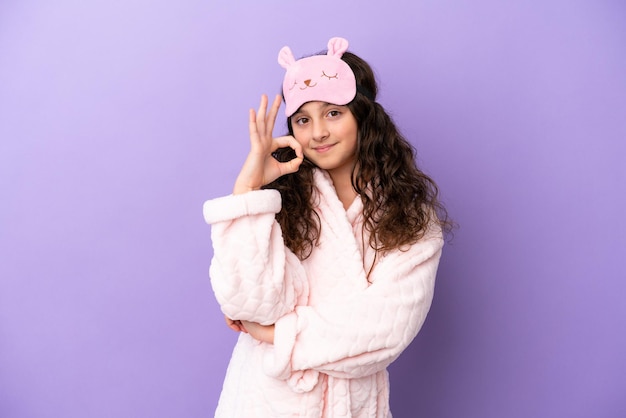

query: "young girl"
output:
203 37 449 418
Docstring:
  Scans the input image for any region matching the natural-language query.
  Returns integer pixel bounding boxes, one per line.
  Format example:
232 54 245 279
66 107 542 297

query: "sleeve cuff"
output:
262 311 320 393
262 311 297 380
203 189 281 224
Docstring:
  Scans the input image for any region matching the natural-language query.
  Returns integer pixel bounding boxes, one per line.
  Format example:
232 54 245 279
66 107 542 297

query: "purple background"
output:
1 1 624 417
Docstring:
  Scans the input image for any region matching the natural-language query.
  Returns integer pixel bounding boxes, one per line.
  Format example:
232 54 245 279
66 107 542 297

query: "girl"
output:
203 37 449 417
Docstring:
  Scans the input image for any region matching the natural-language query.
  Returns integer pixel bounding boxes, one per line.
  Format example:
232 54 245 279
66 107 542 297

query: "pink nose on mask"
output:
278 37 357 117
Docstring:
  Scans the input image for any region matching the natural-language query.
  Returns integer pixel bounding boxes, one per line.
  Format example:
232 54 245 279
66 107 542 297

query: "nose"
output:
304 79 312 86
311 120 329 142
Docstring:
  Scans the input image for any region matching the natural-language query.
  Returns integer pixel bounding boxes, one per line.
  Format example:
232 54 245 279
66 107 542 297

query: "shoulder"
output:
383 222 444 266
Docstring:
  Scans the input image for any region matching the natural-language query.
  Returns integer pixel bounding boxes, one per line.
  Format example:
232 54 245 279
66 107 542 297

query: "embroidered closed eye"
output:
288 80 297 91
321 71 338 80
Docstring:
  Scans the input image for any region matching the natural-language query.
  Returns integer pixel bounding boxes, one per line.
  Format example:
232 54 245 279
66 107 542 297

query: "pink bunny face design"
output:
278 37 357 116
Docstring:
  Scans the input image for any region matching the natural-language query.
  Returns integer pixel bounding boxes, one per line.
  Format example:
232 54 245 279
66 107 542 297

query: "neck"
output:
328 168 358 210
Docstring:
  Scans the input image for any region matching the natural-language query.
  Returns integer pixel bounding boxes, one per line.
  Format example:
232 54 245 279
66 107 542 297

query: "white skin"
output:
226 94 360 344
232 94 304 195
290 100 359 208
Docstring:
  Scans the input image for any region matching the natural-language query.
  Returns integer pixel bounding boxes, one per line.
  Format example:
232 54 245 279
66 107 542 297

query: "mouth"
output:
312 144 335 153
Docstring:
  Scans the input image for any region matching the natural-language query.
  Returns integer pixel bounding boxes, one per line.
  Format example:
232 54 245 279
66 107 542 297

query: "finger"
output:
279 156 304 175
239 321 250 333
249 108 259 142
225 316 239 332
272 136 303 175
230 321 247 333
272 135 304 158
256 94 268 137
265 94 282 137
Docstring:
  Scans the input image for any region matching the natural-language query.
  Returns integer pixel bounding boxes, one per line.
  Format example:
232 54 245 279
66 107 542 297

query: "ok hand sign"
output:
233 94 303 195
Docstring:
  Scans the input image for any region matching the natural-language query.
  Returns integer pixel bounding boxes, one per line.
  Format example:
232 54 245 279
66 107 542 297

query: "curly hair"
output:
264 51 451 260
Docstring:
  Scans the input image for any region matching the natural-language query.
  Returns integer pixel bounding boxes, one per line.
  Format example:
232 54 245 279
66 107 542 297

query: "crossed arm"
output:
221 94 303 346
225 315 275 344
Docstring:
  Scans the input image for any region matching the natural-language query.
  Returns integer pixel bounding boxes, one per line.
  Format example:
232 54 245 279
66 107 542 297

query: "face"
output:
290 101 359 182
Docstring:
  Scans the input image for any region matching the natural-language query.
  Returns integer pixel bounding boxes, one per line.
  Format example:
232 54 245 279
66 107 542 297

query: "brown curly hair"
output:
264 51 451 260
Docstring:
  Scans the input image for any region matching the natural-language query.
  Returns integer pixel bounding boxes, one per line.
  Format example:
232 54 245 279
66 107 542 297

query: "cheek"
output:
292 129 308 147
340 115 358 138
340 124 358 145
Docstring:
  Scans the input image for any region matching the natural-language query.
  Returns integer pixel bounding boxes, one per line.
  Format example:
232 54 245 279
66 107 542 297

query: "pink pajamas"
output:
204 169 443 417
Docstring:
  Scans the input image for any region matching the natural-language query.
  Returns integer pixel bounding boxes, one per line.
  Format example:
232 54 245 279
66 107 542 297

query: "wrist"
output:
232 184 259 195
266 325 275 345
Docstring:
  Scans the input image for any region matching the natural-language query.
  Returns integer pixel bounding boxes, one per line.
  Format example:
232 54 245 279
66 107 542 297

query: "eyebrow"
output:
293 102 342 117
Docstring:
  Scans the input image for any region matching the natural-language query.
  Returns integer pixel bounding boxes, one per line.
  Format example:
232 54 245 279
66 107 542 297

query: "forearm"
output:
265 235 443 381
241 320 275 344
205 191 309 324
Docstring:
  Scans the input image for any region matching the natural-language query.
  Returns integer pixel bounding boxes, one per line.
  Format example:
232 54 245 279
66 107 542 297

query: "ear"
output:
278 46 296 69
327 37 349 57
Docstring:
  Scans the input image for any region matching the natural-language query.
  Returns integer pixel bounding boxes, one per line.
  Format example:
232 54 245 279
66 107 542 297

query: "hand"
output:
233 94 304 194
240 320 275 344
225 315 248 333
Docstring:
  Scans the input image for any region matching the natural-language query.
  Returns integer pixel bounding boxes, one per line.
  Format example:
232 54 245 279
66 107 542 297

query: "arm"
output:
204 95 307 325
263 229 443 384
204 190 309 325
240 320 274 343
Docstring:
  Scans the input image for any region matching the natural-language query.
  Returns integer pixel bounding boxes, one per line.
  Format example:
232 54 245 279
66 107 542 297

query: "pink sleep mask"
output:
278 37 357 117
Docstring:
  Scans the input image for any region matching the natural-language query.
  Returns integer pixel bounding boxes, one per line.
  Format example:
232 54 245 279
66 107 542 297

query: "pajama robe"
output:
203 169 443 417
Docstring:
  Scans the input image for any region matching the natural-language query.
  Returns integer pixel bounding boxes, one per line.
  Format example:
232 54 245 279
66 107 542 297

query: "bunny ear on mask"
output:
278 46 296 69
326 37 349 58
278 37 357 117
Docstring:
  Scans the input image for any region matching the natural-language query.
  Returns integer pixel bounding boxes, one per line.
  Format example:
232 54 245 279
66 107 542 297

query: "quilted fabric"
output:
203 169 443 417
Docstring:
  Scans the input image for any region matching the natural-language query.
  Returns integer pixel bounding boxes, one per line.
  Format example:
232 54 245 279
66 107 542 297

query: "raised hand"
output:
233 94 304 195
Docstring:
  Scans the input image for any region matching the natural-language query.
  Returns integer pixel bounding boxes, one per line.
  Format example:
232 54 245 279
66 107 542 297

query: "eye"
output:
321 71 338 80
327 110 341 118
294 116 309 126
288 80 297 91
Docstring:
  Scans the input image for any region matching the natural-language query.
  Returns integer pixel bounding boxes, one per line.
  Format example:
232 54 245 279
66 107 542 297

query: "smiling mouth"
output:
313 144 334 153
